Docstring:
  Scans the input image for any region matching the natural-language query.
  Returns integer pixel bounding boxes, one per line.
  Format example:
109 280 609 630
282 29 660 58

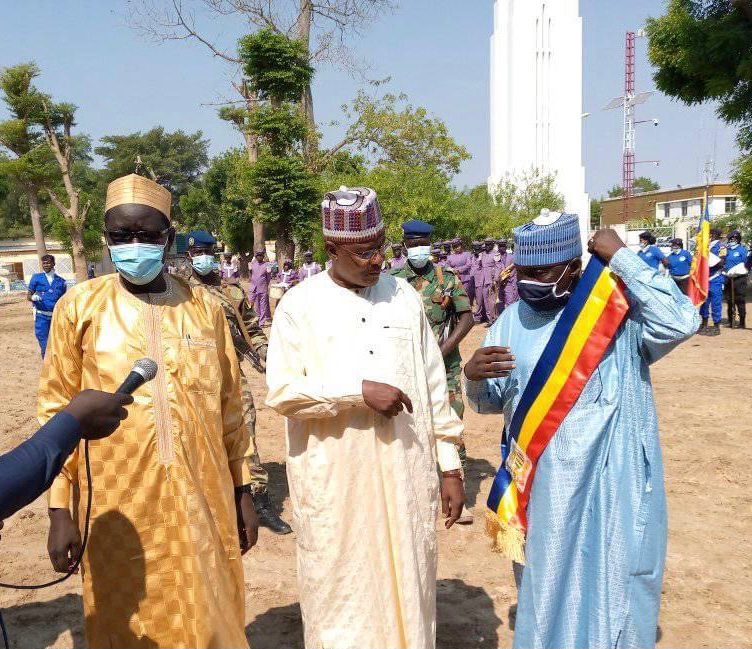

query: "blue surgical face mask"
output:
191 254 217 276
407 245 431 268
517 262 575 312
109 243 165 285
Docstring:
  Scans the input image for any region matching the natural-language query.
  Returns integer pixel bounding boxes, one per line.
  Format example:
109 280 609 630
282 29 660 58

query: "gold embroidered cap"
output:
105 174 172 220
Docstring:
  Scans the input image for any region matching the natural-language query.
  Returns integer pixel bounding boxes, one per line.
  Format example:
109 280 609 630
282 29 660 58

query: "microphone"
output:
116 358 159 395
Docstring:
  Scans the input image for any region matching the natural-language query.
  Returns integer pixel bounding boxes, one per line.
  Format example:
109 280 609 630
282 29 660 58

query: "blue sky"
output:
0 0 739 200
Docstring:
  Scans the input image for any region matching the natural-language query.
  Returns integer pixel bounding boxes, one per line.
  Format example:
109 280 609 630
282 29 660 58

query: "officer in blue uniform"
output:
699 228 725 336
637 231 666 270
662 237 693 295
723 230 748 329
26 254 67 357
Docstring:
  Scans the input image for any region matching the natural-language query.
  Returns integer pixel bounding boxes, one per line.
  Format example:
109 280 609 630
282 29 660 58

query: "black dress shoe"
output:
253 491 293 535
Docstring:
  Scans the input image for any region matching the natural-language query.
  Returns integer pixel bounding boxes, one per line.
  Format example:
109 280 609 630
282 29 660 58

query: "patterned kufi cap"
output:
321 186 384 243
513 211 582 266
105 174 171 221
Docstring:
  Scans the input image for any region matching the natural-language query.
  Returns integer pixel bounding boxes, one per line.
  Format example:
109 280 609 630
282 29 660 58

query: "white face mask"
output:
640 242 648 250
407 245 431 268
671 248 680 255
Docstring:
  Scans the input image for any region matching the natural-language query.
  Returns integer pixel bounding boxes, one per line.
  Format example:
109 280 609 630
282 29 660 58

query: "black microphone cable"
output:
0 358 156 648
0 440 93 649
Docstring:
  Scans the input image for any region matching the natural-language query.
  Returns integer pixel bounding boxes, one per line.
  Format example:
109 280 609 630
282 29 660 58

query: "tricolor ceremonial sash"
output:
485 255 630 563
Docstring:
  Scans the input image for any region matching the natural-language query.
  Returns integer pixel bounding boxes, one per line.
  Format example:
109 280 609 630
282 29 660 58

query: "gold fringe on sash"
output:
485 510 526 565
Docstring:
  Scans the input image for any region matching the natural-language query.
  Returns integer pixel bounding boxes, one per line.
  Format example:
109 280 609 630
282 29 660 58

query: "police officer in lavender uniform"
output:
27 254 67 357
662 238 693 295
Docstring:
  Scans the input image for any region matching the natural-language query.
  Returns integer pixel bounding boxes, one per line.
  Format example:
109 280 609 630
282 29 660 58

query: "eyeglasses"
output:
339 241 391 262
105 228 171 245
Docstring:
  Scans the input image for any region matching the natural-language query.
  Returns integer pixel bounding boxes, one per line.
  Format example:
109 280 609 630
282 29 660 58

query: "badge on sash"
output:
505 438 532 492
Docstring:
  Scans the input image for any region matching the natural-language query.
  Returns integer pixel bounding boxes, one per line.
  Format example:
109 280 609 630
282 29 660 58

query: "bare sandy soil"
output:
1 294 751 648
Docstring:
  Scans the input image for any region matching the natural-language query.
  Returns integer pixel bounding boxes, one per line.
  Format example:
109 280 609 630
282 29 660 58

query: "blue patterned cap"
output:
513 212 582 266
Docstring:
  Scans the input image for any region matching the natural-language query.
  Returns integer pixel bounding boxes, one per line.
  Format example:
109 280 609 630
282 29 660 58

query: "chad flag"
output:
687 195 710 306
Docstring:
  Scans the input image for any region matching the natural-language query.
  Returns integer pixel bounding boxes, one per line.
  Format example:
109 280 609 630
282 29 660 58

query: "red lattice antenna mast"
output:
623 31 636 222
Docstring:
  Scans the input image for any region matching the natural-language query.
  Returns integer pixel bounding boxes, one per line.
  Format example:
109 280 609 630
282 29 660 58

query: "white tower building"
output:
489 0 590 242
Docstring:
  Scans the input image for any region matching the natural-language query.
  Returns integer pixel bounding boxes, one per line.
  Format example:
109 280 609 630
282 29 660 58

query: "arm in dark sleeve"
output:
0 412 80 520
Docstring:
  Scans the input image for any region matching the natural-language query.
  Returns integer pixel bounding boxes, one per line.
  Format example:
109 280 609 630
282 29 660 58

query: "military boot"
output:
253 490 292 535
698 318 709 335
707 323 721 336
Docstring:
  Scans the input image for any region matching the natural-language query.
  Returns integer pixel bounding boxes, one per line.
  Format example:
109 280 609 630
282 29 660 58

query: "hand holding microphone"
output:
48 359 158 574
63 391 134 440
62 359 158 439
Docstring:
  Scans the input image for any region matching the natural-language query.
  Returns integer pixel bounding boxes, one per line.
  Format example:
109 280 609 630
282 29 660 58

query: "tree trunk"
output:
302 84 317 164
27 190 47 266
732 0 752 23
243 90 265 250
275 228 296 264
253 222 265 251
296 0 318 164
70 226 88 283
238 251 251 280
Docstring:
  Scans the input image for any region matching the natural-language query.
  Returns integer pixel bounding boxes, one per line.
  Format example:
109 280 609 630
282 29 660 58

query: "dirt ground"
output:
1 293 751 648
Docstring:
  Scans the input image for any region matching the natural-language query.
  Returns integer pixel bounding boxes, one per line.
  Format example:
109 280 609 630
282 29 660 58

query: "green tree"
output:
317 91 471 175
95 127 209 223
711 204 752 241
647 1 752 202
45 139 105 263
590 198 603 230
179 149 261 275
0 63 52 262
507 170 566 222
1 63 95 280
0 157 34 238
448 184 523 241
238 29 319 261
607 176 660 198
127 0 394 162
38 97 95 282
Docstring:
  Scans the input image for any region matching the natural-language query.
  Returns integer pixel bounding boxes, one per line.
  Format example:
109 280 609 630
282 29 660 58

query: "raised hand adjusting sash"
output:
485 255 630 563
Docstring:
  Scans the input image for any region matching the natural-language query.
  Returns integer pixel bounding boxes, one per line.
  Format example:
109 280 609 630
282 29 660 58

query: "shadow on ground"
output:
245 579 500 649
464 455 497 509
1 593 85 649
263 461 290 512
246 602 304 649
438 578 501 649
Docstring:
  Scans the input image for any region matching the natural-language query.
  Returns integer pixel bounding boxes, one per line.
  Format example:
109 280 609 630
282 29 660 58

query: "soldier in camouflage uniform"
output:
391 220 475 522
184 231 292 535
